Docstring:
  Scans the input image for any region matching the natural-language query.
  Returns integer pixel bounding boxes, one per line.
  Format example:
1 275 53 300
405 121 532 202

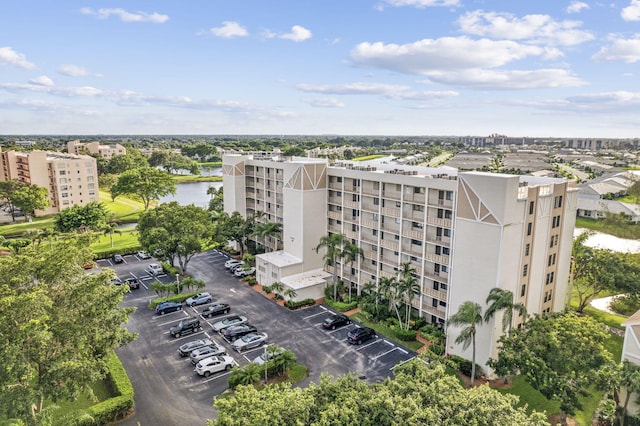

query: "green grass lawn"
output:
48 379 112 422
198 161 222 167
576 217 640 240
90 229 140 253
350 312 424 351
174 174 222 183
352 154 386 162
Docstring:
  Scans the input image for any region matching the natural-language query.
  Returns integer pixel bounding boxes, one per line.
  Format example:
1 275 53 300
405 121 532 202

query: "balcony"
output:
422 305 446 319
361 202 377 212
361 233 377 244
328 196 342 205
381 207 400 218
403 210 425 222
379 239 399 251
329 181 342 190
404 193 426 204
401 228 423 239
426 216 452 228
424 287 447 300
426 235 451 246
361 186 379 196
424 270 449 282
361 218 378 229
424 252 449 265
382 190 401 200
344 229 358 240
343 200 359 209
428 198 454 209
327 210 341 220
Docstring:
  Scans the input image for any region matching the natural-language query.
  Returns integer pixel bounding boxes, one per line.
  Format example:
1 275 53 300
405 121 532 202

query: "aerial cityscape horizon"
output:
2 1 640 137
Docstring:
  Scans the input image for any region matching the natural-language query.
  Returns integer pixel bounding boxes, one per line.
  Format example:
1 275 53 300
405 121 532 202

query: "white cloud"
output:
424 68 586 89
0 47 35 69
57 64 101 77
295 82 459 99
457 10 594 46
592 35 640 63
80 7 169 23
381 0 460 8
622 0 640 21
280 25 312 42
301 98 345 108
351 37 552 73
29 76 54 86
566 1 590 14
207 21 248 38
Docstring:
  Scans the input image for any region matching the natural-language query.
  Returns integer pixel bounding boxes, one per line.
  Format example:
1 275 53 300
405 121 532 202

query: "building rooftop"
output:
281 268 332 290
257 251 303 268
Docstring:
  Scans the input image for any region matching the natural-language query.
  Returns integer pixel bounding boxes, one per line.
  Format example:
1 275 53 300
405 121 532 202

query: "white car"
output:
137 251 151 259
195 355 235 377
225 259 243 269
146 263 163 275
190 343 227 364
234 267 256 277
185 292 212 307
253 346 285 365
233 332 268 352
212 315 248 332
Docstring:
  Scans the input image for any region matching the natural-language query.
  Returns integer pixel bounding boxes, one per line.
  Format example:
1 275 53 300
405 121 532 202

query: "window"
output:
548 253 556 266
440 282 448 291
373 197 379 206
546 272 555 285
411 222 423 230
337 177 342 183
527 222 532 236
433 282 440 290
372 229 378 236
432 299 438 307
554 196 563 209
521 284 526 297
445 191 453 201
61 192 69 198
62 200 70 205
352 194 358 202
60 185 68 191
529 201 535 215
442 247 450 255
525 243 530 256
412 204 424 212
414 187 424 194
59 178 67 184
439 300 447 307
59 170 66 176
87 176 94 182
395 201 401 208
411 239 422 246
88 183 95 189
552 215 561 228
522 264 528 277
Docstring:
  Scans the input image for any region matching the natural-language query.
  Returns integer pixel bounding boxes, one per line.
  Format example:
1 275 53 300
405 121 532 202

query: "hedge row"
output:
85 350 134 425
324 299 358 312
284 298 316 310
448 354 483 379
93 246 141 260
392 328 417 341
148 292 198 309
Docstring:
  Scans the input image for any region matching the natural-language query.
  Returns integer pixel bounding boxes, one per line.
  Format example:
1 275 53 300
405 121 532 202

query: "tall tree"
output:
106 151 148 174
218 212 253 257
0 239 136 423
379 276 403 326
102 220 122 248
11 183 49 219
342 241 364 302
484 287 527 333
138 202 213 273
315 233 347 301
0 180 27 222
448 301 484 386
489 312 613 425
398 262 420 330
111 166 176 210
53 201 109 233
253 221 282 252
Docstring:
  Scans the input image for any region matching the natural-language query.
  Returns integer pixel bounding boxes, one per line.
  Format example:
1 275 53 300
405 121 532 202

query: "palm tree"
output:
315 233 347 301
102 220 122 248
379 276 402 327
342 242 364 302
231 363 262 386
283 287 297 301
272 349 297 376
254 221 282 252
484 288 527 333
270 281 285 300
398 262 420 330
448 301 484 386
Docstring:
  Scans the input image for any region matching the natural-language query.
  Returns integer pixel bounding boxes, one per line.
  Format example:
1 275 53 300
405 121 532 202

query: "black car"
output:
170 318 201 338
201 303 231 318
112 254 124 264
347 327 376 345
155 301 183 315
124 277 140 290
221 323 257 342
322 313 351 330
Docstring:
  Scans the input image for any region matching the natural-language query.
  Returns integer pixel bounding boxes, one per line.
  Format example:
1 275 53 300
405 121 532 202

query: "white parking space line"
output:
390 356 417 370
157 316 189 327
383 339 395 347
303 311 328 320
154 311 189 324
355 338 382 351
371 347 399 361
201 364 237 383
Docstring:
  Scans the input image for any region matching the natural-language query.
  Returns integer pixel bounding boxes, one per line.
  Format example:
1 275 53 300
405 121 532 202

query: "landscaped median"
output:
86 351 134 424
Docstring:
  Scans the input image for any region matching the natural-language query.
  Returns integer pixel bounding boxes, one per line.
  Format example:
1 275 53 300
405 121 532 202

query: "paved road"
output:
111 250 415 425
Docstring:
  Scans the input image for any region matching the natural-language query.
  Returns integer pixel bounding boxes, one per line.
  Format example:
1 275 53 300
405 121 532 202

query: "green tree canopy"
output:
10 183 49 219
217 212 254 257
211 359 549 426
488 312 613 425
53 201 109 233
105 150 149 174
148 150 200 174
137 202 214 273
0 239 136 423
448 301 484 386
111 166 176 210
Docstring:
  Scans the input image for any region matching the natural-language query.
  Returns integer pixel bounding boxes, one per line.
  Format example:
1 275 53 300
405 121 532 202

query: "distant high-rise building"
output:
223 154 578 375
0 148 99 216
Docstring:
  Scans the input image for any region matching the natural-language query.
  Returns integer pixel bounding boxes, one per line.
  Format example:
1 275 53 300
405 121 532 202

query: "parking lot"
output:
104 250 415 425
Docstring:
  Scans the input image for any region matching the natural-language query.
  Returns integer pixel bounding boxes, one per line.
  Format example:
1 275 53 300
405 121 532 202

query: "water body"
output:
159 181 223 208
574 228 640 254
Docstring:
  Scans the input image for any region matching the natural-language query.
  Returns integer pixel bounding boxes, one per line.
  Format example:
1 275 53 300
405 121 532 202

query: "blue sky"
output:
1 1 640 137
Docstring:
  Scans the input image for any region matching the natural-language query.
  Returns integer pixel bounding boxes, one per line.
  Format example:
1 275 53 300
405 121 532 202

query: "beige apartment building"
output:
0 149 99 216
68 140 126 159
223 154 578 373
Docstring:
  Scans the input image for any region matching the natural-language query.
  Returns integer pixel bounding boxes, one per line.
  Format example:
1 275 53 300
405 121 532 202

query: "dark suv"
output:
322 313 351 330
170 318 201 338
347 327 376 345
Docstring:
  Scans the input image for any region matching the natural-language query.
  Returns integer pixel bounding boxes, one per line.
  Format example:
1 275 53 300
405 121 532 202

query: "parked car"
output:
124 277 140 290
146 263 163 275
224 259 243 269
221 324 257 342
110 277 122 286
155 301 182 315
112 254 124 264
322 313 352 330
234 267 256 277
233 332 268 352
347 327 376 345
137 250 151 259
201 303 230 318
83 260 96 270
228 262 245 272
212 315 247 332
178 338 213 357
190 343 227 364
185 292 213 307
195 355 235 377
253 346 285 365
170 318 201 338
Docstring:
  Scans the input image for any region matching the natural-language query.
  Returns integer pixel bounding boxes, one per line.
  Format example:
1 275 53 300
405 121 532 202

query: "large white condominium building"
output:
223 153 578 372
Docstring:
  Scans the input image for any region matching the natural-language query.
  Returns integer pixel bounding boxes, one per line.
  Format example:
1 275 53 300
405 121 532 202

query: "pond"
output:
159 181 223 209
574 228 640 254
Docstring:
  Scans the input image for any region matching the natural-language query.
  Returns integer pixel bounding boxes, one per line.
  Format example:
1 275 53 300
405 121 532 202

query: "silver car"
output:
177 338 213 357
212 315 248 332
190 343 226 365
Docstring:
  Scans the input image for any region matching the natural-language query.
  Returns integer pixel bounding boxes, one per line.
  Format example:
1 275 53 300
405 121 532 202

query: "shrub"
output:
449 354 483 379
429 343 445 356
285 298 316 310
325 299 358 312
393 328 417 341
411 316 427 330
609 294 640 317
148 292 197 308
161 261 179 276
261 285 272 294
87 350 134 424
243 276 258 286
